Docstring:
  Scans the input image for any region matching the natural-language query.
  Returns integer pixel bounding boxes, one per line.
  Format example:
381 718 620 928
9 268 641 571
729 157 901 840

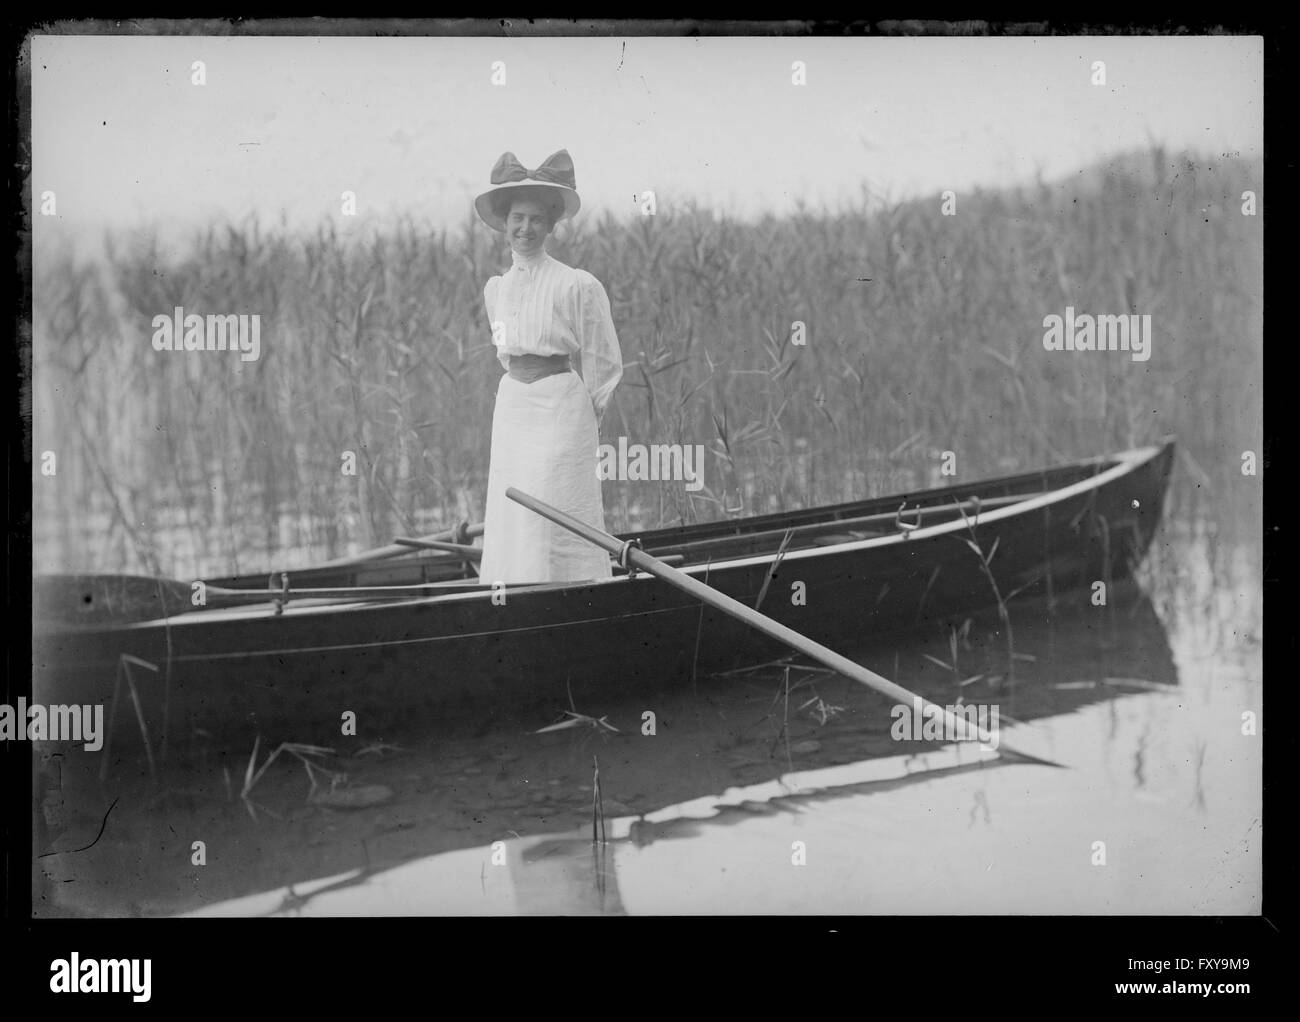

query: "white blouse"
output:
483 249 623 416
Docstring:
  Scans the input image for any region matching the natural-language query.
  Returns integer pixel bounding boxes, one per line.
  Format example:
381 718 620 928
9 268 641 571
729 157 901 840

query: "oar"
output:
651 492 1038 558
390 538 685 572
507 486 1062 768
34 574 486 627
393 537 483 560
316 521 486 569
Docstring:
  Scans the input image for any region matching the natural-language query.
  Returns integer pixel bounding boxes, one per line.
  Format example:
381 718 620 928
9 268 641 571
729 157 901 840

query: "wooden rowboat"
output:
32 440 1175 744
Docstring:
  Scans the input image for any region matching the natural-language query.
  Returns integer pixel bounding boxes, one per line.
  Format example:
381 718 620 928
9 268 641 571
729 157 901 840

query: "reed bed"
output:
31 147 1262 579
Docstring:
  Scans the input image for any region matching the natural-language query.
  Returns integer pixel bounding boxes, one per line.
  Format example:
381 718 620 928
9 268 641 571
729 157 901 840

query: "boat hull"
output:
32 441 1175 744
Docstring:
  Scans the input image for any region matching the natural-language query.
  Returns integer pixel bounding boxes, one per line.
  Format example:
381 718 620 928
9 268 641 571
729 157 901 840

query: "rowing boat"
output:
32 439 1175 744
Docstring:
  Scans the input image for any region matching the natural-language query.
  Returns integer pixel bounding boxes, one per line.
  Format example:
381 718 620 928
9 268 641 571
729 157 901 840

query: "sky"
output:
31 33 1262 244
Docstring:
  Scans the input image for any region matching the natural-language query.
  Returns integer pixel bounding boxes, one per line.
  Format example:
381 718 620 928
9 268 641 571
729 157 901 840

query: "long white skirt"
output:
478 372 612 584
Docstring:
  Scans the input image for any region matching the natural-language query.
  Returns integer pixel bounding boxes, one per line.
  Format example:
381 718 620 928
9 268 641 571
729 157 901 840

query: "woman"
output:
474 149 623 584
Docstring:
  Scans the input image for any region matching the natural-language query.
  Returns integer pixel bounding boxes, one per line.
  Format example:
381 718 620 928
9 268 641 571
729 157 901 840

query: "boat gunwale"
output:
211 441 1140 586
50 442 1171 635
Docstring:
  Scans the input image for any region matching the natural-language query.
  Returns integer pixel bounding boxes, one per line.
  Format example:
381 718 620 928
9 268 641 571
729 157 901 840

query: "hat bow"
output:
490 149 576 189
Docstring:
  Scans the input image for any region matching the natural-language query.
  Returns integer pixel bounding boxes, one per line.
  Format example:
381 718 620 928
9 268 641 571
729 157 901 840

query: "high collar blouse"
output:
483 249 623 416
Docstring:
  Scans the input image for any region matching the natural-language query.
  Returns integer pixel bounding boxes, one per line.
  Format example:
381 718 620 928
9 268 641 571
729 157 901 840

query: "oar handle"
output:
509 488 624 557
317 521 486 569
394 537 483 559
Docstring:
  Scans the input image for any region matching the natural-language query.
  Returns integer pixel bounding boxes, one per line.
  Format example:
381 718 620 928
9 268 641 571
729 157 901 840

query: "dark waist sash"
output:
508 353 572 384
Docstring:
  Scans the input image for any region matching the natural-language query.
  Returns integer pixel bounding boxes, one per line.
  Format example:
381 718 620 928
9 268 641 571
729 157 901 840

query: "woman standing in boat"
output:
474 149 623 584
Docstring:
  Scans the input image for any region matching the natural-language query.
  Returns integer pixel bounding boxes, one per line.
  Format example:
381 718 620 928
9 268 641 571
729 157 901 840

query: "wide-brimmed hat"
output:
474 149 581 232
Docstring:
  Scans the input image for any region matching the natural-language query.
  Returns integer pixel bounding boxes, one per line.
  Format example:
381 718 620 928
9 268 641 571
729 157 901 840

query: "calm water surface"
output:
178 519 1260 916
37 485 1262 917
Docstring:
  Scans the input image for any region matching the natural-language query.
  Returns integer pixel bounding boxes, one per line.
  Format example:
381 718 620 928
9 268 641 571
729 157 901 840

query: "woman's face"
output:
506 198 552 256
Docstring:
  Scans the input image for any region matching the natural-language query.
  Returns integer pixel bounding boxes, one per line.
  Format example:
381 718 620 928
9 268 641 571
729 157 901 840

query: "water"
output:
34 489 1261 917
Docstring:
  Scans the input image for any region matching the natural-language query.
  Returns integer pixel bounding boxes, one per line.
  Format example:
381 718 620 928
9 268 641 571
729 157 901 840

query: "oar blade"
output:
506 486 1064 768
34 574 192 626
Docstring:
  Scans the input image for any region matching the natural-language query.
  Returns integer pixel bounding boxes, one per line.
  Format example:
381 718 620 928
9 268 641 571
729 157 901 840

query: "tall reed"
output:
31 148 1262 579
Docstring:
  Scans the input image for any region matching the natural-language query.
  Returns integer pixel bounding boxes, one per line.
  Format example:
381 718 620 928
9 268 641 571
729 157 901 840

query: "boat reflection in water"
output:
185 581 1257 917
